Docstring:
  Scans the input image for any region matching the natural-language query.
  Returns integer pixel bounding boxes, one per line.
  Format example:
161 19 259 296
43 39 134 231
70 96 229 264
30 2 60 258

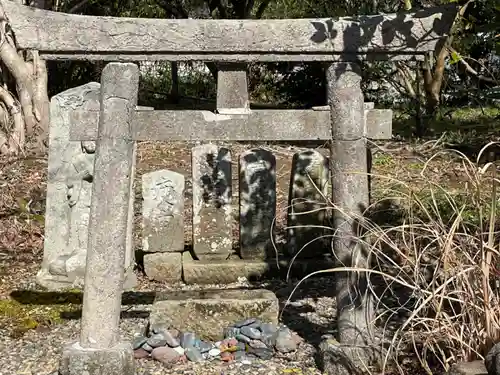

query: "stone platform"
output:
144 252 336 284
149 288 279 341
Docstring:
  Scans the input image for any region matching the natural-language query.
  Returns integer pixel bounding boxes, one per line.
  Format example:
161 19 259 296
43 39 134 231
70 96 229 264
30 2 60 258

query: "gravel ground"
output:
0 272 337 375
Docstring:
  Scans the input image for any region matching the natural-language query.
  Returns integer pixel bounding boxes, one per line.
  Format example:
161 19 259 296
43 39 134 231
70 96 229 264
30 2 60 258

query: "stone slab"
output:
216 63 250 114
149 288 279 341
60 341 134 375
143 252 182 283
239 148 276 259
182 252 335 284
287 150 330 258
71 108 392 142
192 144 232 258
5 1 457 61
142 170 185 253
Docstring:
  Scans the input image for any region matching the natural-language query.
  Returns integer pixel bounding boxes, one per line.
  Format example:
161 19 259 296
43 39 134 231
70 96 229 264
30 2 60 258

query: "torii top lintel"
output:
0 1 457 62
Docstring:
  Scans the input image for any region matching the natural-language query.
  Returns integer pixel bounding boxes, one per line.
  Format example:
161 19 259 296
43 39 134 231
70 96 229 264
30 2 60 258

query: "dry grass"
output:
283 142 500 374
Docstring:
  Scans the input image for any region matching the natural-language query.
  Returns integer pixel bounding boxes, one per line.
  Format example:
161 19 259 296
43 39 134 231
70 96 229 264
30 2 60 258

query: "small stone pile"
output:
132 318 301 366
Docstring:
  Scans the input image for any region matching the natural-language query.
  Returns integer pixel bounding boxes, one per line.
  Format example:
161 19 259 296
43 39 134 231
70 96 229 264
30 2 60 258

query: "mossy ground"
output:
0 289 82 337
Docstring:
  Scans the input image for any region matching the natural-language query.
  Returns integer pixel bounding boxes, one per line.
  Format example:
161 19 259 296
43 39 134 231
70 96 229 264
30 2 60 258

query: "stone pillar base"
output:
60 342 134 375
318 336 382 375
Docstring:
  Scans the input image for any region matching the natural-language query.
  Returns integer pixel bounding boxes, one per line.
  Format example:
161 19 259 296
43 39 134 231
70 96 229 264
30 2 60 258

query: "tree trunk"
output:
0 0 49 155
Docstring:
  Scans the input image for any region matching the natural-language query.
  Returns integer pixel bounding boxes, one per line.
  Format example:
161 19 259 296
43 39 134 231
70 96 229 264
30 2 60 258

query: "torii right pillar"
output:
319 61 378 375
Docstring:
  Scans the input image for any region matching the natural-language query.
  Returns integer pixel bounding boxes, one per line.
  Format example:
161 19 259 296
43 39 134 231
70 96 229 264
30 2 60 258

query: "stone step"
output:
149 288 279 341
182 254 336 284
144 250 335 284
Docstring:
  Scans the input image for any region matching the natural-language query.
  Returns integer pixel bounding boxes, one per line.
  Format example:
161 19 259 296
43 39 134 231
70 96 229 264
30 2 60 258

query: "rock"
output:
233 318 257 328
247 347 273 360
448 361 487 375
132 336 148 350
208 348 221 357
151 346 182 364
224 327 241 338
180 332 196 348
197 341 213 353
236 334 252 344
150 323 170 335
142 342 154 352
260 323 278 335
133 348 150 359
486 343 500 375
221 352 234 362
163 331 181 347
274 327 298 353
249 340 268 349
168 328 180 338
247 320 263 330
224 338 238 347
236 342 246 351
173 346 185 355
234 351 248 361
224 345 240 353
240 326 262 340
260 333 276 347
185 347 204 362
147 332 169 348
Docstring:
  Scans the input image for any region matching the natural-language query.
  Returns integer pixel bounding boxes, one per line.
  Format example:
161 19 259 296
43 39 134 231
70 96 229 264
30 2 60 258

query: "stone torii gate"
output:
0 2 456 374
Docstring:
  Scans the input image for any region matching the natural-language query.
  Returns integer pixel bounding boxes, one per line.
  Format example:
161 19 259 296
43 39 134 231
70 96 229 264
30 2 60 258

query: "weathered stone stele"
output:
36 82 136 290
142 169 185 253
192 144 233 258
149 289 279 341
239 148 276 259
287 150 330 258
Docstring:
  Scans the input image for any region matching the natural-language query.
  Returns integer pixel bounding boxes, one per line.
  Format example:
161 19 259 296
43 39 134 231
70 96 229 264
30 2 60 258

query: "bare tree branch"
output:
449 47 498 84
68 0 90 14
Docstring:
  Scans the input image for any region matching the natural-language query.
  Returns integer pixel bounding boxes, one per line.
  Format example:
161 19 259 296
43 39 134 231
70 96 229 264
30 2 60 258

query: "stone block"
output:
447 361 487 375
216 63 250 114
149 288 278 341
287 150 330 258
239 148 276 259
182 252 335 284
192 144 232 258
142 170 185 253
60 342 134 375
144 252 182 283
